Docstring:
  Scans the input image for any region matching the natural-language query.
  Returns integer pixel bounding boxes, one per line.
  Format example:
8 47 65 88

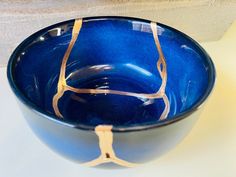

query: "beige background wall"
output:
1 0 236 66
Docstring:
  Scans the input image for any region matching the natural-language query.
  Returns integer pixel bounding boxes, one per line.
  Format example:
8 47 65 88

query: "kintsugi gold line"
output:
150 22 167 94
83 125 138 167
150 22 170 120
66 85 163 99
52 20 170 167
52 20 169 120
52 19 83 118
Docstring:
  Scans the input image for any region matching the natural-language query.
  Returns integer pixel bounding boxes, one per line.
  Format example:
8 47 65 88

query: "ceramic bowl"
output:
7 16 215 168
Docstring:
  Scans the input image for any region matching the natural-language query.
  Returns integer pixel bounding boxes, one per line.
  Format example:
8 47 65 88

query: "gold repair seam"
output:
83 125 138 167
52 20 170 167
52 21 170 119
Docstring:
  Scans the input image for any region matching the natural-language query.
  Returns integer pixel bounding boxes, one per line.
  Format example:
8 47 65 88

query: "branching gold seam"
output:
52 19 170 167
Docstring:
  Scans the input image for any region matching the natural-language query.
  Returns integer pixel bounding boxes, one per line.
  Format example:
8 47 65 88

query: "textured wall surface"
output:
1 0 236 66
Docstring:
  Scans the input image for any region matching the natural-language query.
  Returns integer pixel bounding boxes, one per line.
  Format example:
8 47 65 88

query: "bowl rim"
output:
7 16 216 132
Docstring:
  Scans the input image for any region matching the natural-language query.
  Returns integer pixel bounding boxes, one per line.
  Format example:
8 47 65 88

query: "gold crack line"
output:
83 125 138 168
150 22 170 120
150 22 167 94
83 22 170 167
52 19 83 118
52 20 170 167
52 20 170 120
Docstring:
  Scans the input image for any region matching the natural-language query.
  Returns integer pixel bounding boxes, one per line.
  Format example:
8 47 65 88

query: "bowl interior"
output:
10 17 214 127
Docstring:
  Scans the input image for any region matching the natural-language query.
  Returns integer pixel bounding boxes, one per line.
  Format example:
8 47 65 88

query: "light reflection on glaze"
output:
125 63 152 76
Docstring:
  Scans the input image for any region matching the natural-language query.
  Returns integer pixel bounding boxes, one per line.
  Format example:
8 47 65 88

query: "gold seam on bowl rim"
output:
52 19 170 167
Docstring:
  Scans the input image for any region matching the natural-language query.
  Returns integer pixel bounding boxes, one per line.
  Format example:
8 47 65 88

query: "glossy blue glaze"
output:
7 17 215 167
10 17 214 128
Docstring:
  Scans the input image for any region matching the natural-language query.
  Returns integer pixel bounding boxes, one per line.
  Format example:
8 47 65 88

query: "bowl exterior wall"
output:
17 98 202 168
113 109 201 164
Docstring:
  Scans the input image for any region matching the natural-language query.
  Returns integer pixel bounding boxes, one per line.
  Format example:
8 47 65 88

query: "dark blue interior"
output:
12 17 213 127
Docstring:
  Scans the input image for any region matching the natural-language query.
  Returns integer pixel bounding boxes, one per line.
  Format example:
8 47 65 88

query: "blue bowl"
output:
7 16 215 168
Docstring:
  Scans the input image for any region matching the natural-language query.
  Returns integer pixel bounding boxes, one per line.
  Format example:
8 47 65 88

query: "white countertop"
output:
0 22 236 177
